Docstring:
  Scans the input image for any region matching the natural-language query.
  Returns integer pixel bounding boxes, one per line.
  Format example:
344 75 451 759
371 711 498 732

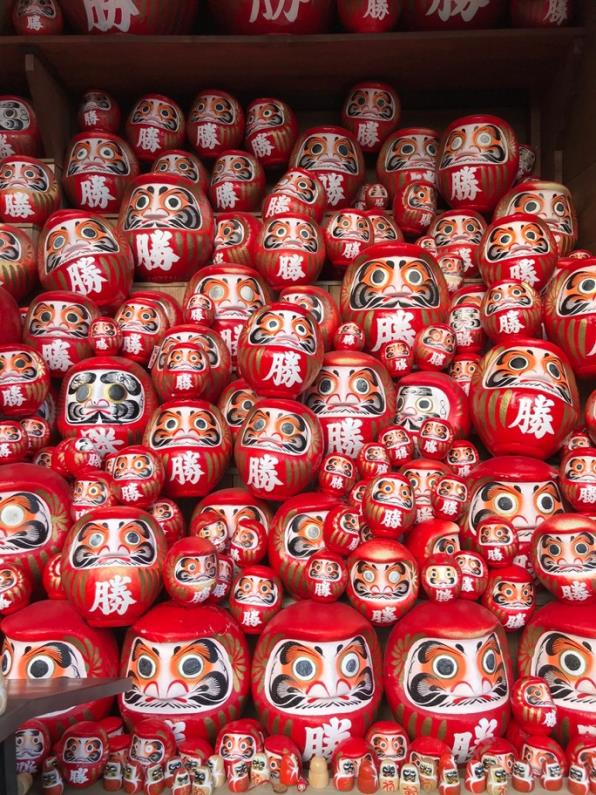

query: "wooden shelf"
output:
0 28 585 107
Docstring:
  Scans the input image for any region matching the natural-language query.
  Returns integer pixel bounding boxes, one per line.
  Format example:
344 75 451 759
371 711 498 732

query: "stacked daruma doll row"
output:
8 0 577 37
0 75 594 795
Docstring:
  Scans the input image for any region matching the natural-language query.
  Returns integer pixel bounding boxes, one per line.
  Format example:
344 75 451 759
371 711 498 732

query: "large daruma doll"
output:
0 463 71 583
470 338 579 460
1 600 119 739
340 243 449 355
518 601 596 744
252 600 382 760
61 506 166 628
303 350 396 459
119 601 250 743
384 600 513 764
57 356 158 458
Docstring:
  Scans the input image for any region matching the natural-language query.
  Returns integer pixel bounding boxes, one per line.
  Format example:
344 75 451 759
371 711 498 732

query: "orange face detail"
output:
149 406 221 449
556 267 596 317
242 407 309 455
0 159 50 191
305 365 385 417
441 123 508 168
536 531 596 575
346 88 396 121
131 98 181 131
44 217 118 273
405 632 508 712
29 300 92 338
69 518 157 569
485 221 550 262
482 345 573 404
263 218 319 252
234 575 278 606
533 630 596 713
297 133 359 175
285 512 325 559
351 560 414 602
265 634 374 713
67 137 130 176
124 183 202 230
492 580 534 609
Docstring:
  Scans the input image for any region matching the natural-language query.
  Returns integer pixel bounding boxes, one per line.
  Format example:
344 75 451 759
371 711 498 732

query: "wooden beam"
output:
24 51 74 168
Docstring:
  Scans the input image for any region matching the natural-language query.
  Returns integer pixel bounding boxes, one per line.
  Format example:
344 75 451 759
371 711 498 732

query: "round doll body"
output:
77 90 120 134
511 677 557 736
119 602 250 744
0 156 60 226
341 81 401 154
125 94 185 161
61 506 166 627
245 97 298 169
229 564 283 634
481 564 535 632
377 127 439 197
263 168 327 222
1 600 119 738
255 213 325 289
384 600 513 763
252 600 382 760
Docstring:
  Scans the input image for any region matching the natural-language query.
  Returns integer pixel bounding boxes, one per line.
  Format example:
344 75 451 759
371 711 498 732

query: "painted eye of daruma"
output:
560 650 586 676
433 654 457 678
137 655 156 678
293 657 316 680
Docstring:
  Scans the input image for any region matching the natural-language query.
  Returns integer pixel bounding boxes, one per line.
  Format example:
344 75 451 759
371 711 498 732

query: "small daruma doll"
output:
245 97 298 169
279 284 340 352
363 474 416 538
393 180 437 237
0 96 40 156
438 115 519 213
57 356 158 458
38 210 133 311
530 513 596 604
229 564 283 635
560 447 596 512
187 89 245 160
511 677 557 736
290 126 365 209
162 537 217 606
421 553 462 603
384 600 513 763
115 294 169 365
252 600 382 760
341 81 401 154
209 150 265 212
481 564 535 631
262 168 327 222
0 156 60 226
125 94 185 161
235 399 323 501
119 173 214 282
518 601 596 744
89 316 121 356
77 90 120 134
143 399 232 499
324 209 373 271
480 279 542 342
376 127 439 196
255 214 325 289
61 506 166 627
119 602 250 743
107 445 165 507
470 338 580 460
0 344 49 418
477 213 557 291
12 0 64 34
346 539 419 626
237 302 324 399
56 721 109 788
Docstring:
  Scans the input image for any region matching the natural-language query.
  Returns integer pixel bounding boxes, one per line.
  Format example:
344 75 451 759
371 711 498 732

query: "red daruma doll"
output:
252 600 382 760
438 115 519 214
61 506 166 628
235 398 323 501
255 213 325 289
237 302 324 399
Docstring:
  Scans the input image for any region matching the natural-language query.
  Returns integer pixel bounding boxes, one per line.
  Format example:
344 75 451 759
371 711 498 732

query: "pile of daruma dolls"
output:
0 68 594 795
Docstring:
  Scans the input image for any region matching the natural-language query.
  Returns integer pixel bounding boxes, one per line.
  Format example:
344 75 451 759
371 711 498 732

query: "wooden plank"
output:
24 52 74 167
568 160 596 251
0 29 584 110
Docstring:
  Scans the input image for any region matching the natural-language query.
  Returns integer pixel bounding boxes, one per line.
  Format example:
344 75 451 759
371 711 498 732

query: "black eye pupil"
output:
564 653 581 672
437 659 454 676
181 658 202 676
497 496 514 511
109 384 126 400
372 270 384 284
30 660 49 678
138 658 153 676
511 356 527 370
40 312 51 322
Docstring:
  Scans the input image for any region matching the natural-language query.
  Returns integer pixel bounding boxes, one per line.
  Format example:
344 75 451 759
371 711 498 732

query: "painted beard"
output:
352 561 413 601
70 519 156 569
0 492 51 553
123 638 233 714
350 260 439 310
404 633 509 713
66 370 144 425
265 635 375 714
534 631 596 713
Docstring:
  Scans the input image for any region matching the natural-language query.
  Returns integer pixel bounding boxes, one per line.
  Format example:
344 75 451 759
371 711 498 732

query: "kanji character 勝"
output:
2 386 24 408
80 176 115 209
342 242 361 259
83 0 140 32
216 182 239 209
249 0 310 23
175 374 193 391
327 418 364 458
498 310 523 335
0 135 15 158
122 334 143 356
266 195 291 216
195 123 220 150
3 192 34 219
247 454 283 493
371 606 397 624
69 768 90 785
560 581 590 601
318 173 345 207
451 167 480 202
427 0 489 23
136 126 160 153
357 121 380 148
371 310 416 349
264 351 302 388
170 452 204 485
251 133 274 158
277 254 305 281
546 0 568 25
314 581 332 597
510 258 539 286
509 395 555 439
42 340 74 372
84 110 99 127
26 15 43 31
90 575 137 616
242 609 262 627
364 0 390 19
67 257 108 296
136 230 180 272
303 717 353 760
